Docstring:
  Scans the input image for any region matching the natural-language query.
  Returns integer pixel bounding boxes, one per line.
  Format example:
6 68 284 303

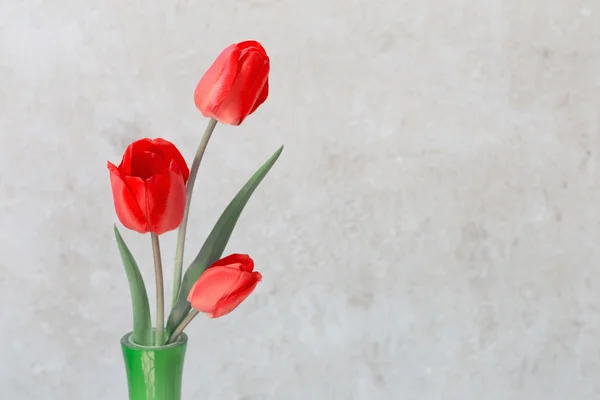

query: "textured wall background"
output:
1 0 600 399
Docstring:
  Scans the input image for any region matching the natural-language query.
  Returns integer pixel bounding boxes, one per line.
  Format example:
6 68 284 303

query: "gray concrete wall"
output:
1 0 599 399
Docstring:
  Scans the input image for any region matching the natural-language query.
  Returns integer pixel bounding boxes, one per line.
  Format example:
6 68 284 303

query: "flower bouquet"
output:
107 41 281 400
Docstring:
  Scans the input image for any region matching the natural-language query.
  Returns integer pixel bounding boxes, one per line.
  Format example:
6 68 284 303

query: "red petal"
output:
144 160 187 235
213 50 270 125
129 151 168 180
122 175 148 226
249 77 269 115
149 138 190 183
119 139 155 177
108 162 148 233
194 43 241 118
237 41 266 55
211 272 261 318
187 265 245 314
210 254 254 271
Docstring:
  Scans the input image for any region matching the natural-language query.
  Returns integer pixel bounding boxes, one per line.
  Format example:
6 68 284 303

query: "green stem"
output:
172 118 218 307
151 233 165 345
167 309 199 344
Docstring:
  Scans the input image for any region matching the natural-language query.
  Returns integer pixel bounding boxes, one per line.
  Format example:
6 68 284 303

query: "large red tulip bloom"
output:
194 40 270 126
188 254 262 318
107 138 190 235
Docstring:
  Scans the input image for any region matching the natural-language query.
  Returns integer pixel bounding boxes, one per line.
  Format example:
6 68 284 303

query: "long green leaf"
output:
114 225 153 345
166 145 283 338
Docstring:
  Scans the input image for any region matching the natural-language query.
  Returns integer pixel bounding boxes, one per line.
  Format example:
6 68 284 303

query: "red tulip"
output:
107 138 190 235
187 254 262 318
194 40 270 126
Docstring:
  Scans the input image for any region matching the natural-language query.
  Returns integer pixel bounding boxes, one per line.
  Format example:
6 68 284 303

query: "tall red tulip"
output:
187 254 262 318
194 40 270 126
108 138 190 235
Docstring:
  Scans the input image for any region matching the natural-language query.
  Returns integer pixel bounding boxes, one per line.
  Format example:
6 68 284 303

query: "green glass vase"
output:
121 332 188 400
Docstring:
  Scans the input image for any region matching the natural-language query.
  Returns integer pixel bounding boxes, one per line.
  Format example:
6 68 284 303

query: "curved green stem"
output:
167 309 199 344
172 118 218 307
151 233 165 345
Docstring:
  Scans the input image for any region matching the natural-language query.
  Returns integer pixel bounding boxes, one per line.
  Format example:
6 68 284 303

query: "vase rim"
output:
120 331 188 351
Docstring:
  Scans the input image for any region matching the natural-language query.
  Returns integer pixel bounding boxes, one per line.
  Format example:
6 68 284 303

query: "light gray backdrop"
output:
1 1 599 399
